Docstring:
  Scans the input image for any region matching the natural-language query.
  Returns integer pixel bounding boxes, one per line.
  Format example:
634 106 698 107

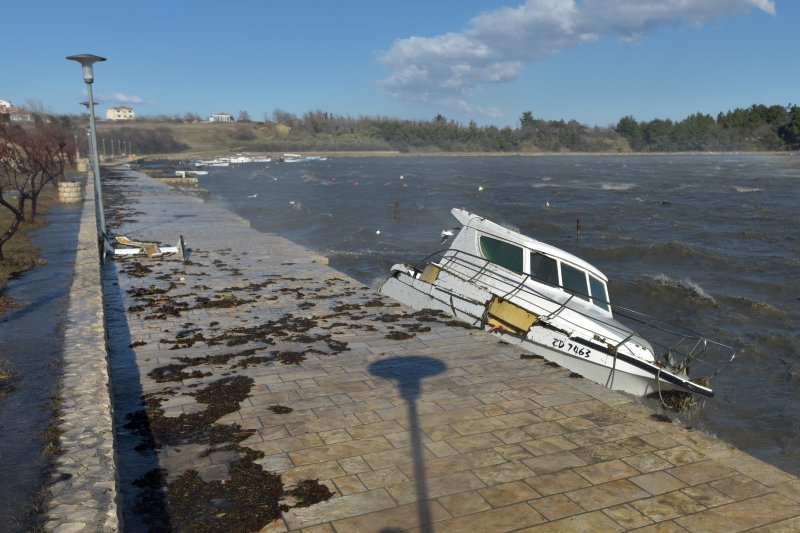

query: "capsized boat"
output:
379 208 735 399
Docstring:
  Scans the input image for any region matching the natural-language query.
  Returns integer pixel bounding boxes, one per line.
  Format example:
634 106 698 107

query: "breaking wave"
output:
650 274 716 303
732 186 763 193
617 274 717 320
600 183 636 191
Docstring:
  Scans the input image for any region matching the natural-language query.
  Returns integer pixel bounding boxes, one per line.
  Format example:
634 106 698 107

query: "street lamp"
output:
67 53 107 251
79 102 94 163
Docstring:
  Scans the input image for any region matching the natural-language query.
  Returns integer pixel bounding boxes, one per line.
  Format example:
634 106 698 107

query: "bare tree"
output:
0 122 75 259
272 108 298 126
24 123 75 222
0 125 31 260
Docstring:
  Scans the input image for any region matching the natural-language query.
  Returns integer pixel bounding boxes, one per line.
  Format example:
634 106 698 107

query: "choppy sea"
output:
176 154 799 474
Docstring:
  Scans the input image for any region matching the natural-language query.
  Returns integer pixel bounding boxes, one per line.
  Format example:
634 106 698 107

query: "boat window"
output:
529 252 559 286
479 236 523 273
589 275 610 311
560 263 590 301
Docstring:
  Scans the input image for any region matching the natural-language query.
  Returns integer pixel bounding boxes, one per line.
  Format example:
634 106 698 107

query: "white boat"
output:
251 156 272 163
380 208 735 399
280 153 327 163
174 170 208 177
198 158 229 167
229 156 252 164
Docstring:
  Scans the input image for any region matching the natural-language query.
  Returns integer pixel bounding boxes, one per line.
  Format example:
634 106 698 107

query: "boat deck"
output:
100 171 800 531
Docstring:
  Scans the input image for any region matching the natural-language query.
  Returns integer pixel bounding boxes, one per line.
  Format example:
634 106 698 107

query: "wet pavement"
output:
71 169 800 531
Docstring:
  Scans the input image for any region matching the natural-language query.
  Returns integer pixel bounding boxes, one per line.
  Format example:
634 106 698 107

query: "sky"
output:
1 0 796 128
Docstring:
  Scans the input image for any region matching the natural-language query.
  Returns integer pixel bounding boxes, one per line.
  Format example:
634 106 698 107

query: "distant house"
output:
8 108 33 122
209 112 234 123
106 106 135 121
0 99 32 123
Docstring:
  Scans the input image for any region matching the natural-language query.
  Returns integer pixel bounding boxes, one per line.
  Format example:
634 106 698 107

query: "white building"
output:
106 106 135 121
0 99 32 122
209 112 234 123
9 109 32 122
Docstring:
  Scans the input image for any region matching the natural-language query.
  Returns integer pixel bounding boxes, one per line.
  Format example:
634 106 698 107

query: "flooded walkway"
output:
0 202 81 529
94 170 800 531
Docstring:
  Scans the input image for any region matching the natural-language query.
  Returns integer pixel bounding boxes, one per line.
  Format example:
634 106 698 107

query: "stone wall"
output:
45 175 119 531
58 180 84 203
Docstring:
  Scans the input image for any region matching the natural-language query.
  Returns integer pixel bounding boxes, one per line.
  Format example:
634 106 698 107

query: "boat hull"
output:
380 269 708 398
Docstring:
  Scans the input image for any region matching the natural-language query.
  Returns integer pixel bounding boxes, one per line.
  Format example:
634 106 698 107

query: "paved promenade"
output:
46 174 117 532
94 170 800 531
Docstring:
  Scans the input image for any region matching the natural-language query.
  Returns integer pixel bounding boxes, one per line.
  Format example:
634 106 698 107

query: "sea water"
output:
186 154 800 475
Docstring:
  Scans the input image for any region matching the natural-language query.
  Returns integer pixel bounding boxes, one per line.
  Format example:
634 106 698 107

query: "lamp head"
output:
66 54 106 84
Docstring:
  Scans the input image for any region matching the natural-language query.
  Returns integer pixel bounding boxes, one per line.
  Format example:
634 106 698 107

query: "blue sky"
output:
2 0 795 127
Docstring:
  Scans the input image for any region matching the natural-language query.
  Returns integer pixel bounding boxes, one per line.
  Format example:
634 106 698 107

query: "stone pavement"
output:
99 170 800 531
46 174 118 532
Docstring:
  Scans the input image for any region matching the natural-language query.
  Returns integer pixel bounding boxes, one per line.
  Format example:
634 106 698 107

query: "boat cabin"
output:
443 208 615 318
477 234 611 313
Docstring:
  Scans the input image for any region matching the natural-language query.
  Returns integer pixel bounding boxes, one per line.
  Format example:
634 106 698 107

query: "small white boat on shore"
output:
280 153 327 163
175 170 208 177
380 208 735 399
225 156 253 164
197 158 229 167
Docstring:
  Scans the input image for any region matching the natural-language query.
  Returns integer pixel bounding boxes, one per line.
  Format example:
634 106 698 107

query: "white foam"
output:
601 183 636 191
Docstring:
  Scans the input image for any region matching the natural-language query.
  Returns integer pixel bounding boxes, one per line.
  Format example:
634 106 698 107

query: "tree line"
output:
263 104 800 153
615 104 800 152
260 109 624 153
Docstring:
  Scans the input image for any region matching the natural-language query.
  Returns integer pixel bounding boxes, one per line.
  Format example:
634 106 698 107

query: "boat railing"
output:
409 248 736 381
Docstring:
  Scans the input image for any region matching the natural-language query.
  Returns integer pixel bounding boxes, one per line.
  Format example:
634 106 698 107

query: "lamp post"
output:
67 53 107 250
79 101 94 164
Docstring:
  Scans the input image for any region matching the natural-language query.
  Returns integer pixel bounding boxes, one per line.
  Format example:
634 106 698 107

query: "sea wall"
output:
45 173 119 531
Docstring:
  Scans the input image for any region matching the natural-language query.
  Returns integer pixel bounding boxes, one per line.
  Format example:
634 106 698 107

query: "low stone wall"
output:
45 175 119 531
157 176 199 186
58 180 84 203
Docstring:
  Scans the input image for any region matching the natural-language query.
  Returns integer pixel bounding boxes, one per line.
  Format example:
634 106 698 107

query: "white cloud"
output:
96 92 148 105
378 0 776 116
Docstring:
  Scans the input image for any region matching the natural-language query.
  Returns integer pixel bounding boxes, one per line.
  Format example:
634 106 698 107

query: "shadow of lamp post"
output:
67 53 107 258
368 356 447 533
